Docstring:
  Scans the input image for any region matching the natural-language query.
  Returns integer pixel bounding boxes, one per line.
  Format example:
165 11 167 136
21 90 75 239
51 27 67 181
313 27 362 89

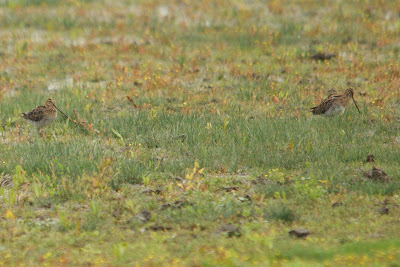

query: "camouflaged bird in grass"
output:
310 88 361 116
22 98 67 132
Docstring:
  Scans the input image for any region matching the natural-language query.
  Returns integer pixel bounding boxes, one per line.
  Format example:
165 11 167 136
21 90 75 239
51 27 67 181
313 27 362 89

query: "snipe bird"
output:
22 98 67 131
310 88 361 116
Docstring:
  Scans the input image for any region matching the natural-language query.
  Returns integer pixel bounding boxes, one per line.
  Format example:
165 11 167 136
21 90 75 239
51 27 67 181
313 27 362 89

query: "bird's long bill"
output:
53 104 69 118
352 96 361 114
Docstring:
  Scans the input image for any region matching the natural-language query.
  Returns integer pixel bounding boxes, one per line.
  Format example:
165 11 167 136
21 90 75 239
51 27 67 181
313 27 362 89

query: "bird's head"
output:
345 88 361 114
344 88 355 98
45 98 56 107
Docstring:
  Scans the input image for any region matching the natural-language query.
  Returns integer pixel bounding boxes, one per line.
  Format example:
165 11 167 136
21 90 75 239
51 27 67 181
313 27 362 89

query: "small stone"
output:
377 206 389 215
161 199 192 210
112 209 123 218
222 186 239 192
173 134 186 141
147 224 172 231
237 194 252 202
141 188 162 195
289 228 310 238
218 223 241 238
332 202 343 208
135 210 151 222
133 80 142 86
127 210 152 225
310 52 335 61
160 203 172 210
251 176 272 185
41 202 52 209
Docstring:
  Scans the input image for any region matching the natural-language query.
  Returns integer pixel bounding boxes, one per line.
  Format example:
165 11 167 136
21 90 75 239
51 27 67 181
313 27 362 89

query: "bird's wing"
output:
310 95 338 114
326 92 339 99
22 105 45 121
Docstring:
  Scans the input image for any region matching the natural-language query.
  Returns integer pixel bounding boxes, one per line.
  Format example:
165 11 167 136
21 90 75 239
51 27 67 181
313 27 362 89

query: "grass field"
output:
1 0 400 265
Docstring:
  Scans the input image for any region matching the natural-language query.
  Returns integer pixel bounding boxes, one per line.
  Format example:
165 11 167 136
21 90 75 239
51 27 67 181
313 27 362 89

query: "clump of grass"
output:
82 200 102 231
263 204 296 223
1 0 400 265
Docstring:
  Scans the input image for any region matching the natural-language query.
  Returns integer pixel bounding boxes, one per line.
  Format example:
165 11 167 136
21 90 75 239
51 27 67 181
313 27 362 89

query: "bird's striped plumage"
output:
310 88 361 116
22 98 67 131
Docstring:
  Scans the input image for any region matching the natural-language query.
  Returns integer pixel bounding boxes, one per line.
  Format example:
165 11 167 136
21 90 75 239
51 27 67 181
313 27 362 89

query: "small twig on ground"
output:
126 95 151 109
126 95 139 108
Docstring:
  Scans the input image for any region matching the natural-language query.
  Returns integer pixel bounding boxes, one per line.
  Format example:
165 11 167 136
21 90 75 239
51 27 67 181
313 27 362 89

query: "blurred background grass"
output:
1 0 400 265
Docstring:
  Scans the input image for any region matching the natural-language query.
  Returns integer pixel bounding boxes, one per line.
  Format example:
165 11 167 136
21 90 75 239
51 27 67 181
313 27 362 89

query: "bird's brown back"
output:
310 95 338 114
22 106 46 121
22 104 57 122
